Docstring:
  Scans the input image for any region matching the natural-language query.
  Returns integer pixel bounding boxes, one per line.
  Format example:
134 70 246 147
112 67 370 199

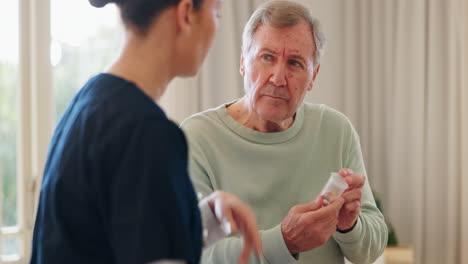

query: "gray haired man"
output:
181 1 388 263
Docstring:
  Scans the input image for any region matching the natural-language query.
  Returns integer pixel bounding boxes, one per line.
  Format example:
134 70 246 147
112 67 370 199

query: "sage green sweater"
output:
181 102 387 264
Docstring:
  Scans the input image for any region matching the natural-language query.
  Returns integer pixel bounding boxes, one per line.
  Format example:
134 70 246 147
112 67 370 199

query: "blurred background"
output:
0 0 467 263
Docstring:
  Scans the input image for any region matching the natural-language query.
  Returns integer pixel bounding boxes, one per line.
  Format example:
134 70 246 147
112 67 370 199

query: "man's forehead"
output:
256 46 305 57
251 23 315 53
256 22 314 39
251 36 314 60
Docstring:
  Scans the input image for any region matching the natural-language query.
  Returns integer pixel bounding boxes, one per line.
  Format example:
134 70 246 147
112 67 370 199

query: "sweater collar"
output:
216 100 304 144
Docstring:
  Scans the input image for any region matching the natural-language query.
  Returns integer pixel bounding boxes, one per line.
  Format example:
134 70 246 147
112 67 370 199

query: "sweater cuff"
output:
262 224 298 264
332 217 363 244
199 199 226 248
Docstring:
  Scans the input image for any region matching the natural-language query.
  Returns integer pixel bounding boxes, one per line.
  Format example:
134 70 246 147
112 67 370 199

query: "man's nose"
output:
269 63 287 86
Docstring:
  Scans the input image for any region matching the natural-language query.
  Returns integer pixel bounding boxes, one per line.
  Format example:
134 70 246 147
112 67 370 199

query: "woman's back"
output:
31 74 202 264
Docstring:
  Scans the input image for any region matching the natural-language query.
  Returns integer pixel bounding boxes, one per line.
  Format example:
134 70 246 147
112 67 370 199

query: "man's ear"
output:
175 0 194 35
307 64 320 91
240 47 245 76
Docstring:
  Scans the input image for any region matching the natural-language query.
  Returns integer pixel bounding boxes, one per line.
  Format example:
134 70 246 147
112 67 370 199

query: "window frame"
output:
1 0 53 263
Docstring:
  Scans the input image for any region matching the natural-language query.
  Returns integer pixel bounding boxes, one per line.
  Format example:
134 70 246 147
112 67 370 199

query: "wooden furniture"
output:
344 246 414 264
384 246 414 264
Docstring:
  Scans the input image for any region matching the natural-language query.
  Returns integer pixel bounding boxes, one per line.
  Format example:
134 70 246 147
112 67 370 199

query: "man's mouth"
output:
264 94 288 101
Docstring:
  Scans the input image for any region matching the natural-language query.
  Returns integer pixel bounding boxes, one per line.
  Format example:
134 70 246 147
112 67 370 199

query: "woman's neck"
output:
107 11 177 101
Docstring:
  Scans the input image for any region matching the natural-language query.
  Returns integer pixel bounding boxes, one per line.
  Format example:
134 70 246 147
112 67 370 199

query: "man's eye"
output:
289 60 302 67
261 54 273 60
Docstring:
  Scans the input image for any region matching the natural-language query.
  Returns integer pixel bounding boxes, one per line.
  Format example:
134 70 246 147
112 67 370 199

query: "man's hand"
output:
281 195 344 254
205 191 263 264
336 168 365 231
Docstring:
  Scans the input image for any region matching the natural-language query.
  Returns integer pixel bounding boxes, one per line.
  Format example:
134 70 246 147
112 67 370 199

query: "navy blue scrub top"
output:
31 74 202 264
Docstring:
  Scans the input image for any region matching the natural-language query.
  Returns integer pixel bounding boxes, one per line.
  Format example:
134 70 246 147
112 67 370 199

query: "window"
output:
0 1 21 262
51 0 123 120
0 1 123 263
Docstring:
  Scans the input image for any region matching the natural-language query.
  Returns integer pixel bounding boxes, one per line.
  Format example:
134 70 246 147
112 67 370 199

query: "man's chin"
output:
258 109 289 123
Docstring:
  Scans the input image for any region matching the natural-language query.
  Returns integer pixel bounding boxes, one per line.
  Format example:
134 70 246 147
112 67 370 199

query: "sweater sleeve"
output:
332 124 388 264
183 124 298 264
201 225 297 264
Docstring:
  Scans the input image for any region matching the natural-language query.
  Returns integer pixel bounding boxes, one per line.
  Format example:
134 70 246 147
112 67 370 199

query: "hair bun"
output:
89 0 113 8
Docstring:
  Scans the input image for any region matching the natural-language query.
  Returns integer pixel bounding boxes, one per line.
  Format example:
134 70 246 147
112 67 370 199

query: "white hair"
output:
242 0 326 69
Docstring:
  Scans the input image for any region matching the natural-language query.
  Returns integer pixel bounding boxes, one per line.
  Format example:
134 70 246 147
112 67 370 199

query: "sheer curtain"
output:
337 1 468 263
459 1 468 263
306 1 468 263
160 1 468 263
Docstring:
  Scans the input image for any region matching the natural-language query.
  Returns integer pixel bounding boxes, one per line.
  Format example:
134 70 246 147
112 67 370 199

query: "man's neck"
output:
227 98 294 133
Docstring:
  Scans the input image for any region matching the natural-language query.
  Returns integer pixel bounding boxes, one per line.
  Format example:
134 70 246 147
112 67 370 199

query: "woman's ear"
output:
175 0 195 35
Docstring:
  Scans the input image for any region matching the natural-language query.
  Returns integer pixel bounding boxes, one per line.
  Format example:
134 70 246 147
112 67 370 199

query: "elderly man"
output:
181 1 388 263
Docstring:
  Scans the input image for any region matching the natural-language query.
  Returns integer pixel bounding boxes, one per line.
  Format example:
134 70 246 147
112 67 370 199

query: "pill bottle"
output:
320 172 348 205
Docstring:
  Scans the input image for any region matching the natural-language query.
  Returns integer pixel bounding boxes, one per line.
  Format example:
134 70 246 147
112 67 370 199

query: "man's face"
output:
240 21 319 123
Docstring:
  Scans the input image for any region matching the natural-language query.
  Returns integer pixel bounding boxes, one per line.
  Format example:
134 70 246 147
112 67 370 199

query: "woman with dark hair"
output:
30 0 262 263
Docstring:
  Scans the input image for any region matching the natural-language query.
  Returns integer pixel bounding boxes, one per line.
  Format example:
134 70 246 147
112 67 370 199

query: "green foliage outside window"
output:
0 61 18 227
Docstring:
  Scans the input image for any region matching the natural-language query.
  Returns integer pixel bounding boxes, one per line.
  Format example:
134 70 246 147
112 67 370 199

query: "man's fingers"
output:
312 195 324 210
341 188 363 202
339 168 353 177
345 174 366 188
338 168 365 188
327 197 345 214
293 195 323 214
305 197 344 220
343 200 361 213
